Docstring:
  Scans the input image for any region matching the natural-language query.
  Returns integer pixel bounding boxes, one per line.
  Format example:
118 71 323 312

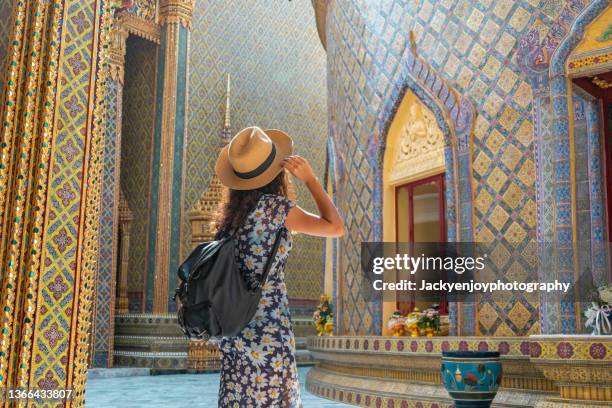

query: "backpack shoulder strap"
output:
258 226 286 287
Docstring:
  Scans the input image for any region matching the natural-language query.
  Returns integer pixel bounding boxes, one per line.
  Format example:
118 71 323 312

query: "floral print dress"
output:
218 193 301 408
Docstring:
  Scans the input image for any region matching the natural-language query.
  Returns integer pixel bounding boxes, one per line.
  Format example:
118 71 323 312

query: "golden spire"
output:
221 73 231 144
188 73 232 245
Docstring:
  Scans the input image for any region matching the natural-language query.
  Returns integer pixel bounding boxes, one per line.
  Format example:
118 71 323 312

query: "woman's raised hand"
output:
282 154 345 238
282 155 316 184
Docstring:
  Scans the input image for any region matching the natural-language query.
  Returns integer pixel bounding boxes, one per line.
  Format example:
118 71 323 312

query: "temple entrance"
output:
382 89 449 330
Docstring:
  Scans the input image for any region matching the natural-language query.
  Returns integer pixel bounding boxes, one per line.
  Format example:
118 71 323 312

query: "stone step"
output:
113 350 187 371
87 367 151 379
112 313 316 371
296 349 315 365
292 318 318 339
114 313 183 337
114 335 188 353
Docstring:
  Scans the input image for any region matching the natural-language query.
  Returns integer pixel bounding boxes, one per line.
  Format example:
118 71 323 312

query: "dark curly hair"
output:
214 170 289 236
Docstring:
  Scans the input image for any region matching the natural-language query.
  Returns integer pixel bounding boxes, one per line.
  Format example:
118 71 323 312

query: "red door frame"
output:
395 173 446 242
394 173 448 314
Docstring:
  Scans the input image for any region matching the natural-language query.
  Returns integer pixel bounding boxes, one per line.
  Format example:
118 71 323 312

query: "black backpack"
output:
173 226 284 340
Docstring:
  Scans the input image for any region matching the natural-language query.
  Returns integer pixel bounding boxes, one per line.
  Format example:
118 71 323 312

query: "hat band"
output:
233 144 276 179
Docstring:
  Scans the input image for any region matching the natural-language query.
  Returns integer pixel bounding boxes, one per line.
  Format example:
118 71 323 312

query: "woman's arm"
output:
282 155 345 238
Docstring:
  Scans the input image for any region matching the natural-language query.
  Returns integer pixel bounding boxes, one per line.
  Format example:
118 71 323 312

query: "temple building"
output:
0 0 610 407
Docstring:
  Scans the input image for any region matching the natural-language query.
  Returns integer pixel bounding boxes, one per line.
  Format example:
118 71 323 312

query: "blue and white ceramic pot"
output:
441 351 502 408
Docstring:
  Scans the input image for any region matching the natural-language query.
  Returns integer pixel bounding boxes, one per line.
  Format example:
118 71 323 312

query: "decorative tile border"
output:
309 336 532 357
529 335 612 361
309 335 612 362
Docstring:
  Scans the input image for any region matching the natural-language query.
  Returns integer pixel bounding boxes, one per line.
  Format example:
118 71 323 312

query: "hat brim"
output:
215 129 294 190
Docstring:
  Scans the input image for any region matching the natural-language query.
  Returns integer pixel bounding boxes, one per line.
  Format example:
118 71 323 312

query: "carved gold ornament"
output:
397 103 444 162
389 95 445 183
592 76 612 89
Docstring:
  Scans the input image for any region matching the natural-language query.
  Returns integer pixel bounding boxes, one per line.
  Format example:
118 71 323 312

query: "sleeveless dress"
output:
218 193 301 408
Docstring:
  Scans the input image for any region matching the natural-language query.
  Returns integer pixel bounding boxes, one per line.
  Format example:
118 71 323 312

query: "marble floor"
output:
86 366 351 407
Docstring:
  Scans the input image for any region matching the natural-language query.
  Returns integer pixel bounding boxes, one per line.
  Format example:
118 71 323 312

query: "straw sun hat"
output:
215 126 294 190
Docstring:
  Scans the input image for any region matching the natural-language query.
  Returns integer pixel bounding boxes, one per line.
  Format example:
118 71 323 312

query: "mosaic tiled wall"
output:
120 36 157 311
185 0 328 302
325 0 599 335
91 79 121 367
0 2 13 99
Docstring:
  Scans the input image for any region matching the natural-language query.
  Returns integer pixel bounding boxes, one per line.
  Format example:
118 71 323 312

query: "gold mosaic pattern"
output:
185 0 328 301
0 0 65 391
120 37 157 294
0 1 13 99
0 0 111 404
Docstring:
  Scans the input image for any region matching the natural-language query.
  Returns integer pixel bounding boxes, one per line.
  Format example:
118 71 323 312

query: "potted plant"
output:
313 294 334 336
417 307 440 337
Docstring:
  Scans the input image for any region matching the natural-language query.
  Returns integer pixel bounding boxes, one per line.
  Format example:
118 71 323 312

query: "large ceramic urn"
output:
441 351 502 407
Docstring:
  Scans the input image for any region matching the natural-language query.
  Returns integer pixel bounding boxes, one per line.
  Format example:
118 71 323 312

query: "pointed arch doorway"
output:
382 89 449 319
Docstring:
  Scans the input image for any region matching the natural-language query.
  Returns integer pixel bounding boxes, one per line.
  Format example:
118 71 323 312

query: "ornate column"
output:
147 0 193 313
516 0 610 334
0 0 112 404
109 21 129 86
116 190 134 314
90 19 129 368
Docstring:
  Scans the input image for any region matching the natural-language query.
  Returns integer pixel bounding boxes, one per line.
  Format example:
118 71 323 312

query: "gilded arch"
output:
376 34 476 244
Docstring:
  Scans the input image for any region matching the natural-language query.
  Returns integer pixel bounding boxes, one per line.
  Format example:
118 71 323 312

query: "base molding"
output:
307 365 545 408
306 335 612 407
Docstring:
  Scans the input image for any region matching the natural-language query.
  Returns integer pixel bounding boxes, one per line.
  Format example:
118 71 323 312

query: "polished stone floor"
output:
86 366 350 407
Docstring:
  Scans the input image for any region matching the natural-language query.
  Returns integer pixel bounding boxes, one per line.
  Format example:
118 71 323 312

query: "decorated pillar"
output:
90 19 129 368
516 0 610 334
147 0 193 313
0 0 111 404
116 190 134 314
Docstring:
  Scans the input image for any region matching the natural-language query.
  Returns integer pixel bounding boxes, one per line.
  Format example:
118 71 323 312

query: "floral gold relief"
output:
390 93 445 184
